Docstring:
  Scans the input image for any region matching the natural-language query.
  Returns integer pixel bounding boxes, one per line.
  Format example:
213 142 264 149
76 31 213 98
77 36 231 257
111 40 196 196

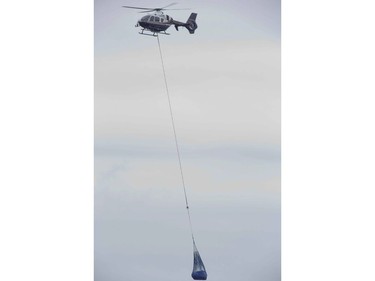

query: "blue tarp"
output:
192 270 207 280
191 243 207 280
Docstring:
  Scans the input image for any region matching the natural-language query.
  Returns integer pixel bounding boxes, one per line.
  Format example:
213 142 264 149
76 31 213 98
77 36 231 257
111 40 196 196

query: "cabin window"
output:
150 16 154 21
166 15 169 21
161 18 164 23
155 17 160 22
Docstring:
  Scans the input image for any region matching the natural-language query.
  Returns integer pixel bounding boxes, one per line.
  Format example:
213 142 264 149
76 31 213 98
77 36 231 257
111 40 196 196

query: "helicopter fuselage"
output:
137 12 173 33
123 4 197 36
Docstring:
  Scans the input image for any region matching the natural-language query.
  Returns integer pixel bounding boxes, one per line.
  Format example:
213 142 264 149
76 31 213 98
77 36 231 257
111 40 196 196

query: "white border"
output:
0 0 93 280
282 0 375 280
1 0 375 280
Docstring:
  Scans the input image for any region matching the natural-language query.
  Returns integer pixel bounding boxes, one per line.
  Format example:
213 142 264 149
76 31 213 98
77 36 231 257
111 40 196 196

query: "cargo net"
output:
192 242 207 280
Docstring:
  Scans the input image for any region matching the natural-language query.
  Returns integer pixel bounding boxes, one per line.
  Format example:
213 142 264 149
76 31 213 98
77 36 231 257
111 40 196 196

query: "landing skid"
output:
139 29 170 37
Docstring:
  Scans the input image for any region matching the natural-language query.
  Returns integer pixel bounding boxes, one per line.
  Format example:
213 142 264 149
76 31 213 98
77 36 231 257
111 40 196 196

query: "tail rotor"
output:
185 13 198 34
173 13 198 34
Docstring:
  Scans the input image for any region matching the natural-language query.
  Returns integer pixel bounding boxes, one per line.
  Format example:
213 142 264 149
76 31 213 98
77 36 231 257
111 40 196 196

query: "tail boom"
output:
173 13 198 34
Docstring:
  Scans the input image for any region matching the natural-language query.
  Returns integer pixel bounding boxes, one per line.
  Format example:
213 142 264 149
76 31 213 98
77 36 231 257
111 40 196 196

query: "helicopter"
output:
122 3 198 36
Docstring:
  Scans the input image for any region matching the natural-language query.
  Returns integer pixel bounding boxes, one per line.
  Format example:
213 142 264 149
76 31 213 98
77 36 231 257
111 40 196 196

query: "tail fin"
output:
185 13 198 34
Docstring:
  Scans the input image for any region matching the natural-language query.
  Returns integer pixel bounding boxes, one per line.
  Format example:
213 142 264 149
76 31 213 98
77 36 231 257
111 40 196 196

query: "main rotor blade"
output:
124 2 187 13
138 8 189 13
163 8 190 10
139 10 156 13
161 2 178 9
122 5 155 10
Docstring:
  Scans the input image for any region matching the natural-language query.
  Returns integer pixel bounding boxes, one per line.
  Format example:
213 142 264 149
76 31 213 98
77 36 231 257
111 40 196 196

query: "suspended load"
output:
192 242 207 280
151 18 207 280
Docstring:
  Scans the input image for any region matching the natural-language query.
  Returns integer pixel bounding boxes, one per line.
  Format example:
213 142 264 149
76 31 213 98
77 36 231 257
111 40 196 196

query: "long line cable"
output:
156 35 195 243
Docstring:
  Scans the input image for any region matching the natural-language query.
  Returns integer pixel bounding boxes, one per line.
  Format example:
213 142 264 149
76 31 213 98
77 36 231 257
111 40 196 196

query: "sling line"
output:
156 35 195 243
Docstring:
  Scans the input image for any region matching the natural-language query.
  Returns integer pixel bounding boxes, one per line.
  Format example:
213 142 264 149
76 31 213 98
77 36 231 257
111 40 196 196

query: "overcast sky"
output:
95 0 280 280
